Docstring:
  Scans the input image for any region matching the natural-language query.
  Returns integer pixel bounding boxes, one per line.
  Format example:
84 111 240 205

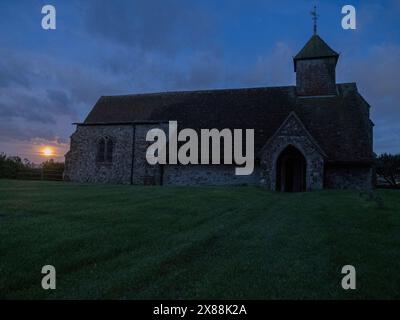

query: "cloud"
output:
240 42 295 87
0 118 56 142
84 0 217 55
338 43 400 154
0 53 32 88
0 49 104 148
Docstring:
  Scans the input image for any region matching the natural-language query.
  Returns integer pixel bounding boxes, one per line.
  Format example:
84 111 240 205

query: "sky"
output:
0 0 399 163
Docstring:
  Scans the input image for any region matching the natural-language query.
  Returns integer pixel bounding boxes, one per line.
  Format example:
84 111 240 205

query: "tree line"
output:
0 153 64 179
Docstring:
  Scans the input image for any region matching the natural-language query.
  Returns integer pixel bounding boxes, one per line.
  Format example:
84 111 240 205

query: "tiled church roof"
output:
293 34 340 72
294 34 339 60
83 83 373 163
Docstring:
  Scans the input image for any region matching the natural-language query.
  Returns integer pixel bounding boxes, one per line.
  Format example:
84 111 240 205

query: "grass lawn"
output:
0 179 399 299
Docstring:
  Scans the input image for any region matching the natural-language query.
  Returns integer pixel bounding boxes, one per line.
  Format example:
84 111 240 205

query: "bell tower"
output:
294 6 339 96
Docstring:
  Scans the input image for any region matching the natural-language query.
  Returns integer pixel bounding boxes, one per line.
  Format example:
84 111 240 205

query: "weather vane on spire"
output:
311 5 319 35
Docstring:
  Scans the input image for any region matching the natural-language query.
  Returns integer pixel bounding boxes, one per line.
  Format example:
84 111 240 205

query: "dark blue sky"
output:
0 0 399 162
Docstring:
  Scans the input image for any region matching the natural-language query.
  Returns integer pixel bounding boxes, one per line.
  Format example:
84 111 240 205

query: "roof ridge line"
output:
101 85 296 99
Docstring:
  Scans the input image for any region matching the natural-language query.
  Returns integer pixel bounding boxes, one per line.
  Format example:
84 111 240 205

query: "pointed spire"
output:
294 34 339 61
310 5 319 35
293 34 339 72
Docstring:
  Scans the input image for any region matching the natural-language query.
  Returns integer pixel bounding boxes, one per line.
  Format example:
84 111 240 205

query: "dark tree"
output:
376 153 400 188
0 153 24 178
42 159 65 172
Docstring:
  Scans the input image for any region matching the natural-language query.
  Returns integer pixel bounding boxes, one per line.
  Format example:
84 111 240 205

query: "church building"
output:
64 32 375 191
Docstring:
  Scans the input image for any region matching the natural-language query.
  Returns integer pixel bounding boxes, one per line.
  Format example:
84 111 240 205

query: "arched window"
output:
97 136 114 163
106 139 113 162
97 138 105 162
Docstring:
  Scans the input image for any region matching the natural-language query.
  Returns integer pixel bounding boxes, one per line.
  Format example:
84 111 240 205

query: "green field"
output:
0 179 399 299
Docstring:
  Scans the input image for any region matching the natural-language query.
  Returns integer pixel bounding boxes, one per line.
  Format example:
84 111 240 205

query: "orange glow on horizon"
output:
41 147 55 157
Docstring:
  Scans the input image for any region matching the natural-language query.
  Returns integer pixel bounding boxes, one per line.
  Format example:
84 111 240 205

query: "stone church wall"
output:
65 123 373 190
163 165 261 186
260 114 325 191
64 125 133 184
64 123 165 185
324 165 373 190
131 124 166 185
296 57 337 96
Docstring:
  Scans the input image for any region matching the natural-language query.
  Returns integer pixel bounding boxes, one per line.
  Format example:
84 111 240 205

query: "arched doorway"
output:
276 146 306 192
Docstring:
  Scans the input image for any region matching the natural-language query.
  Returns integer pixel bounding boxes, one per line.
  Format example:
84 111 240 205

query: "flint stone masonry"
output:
325 165 373 190
260 113 325 191
64 125 132 184
294 34 339 96
296 57 337 96
65 115 373 189
163 165 261 186
64 123 165 185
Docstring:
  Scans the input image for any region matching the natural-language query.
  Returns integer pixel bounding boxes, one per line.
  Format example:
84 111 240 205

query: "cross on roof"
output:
310 5 319 35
